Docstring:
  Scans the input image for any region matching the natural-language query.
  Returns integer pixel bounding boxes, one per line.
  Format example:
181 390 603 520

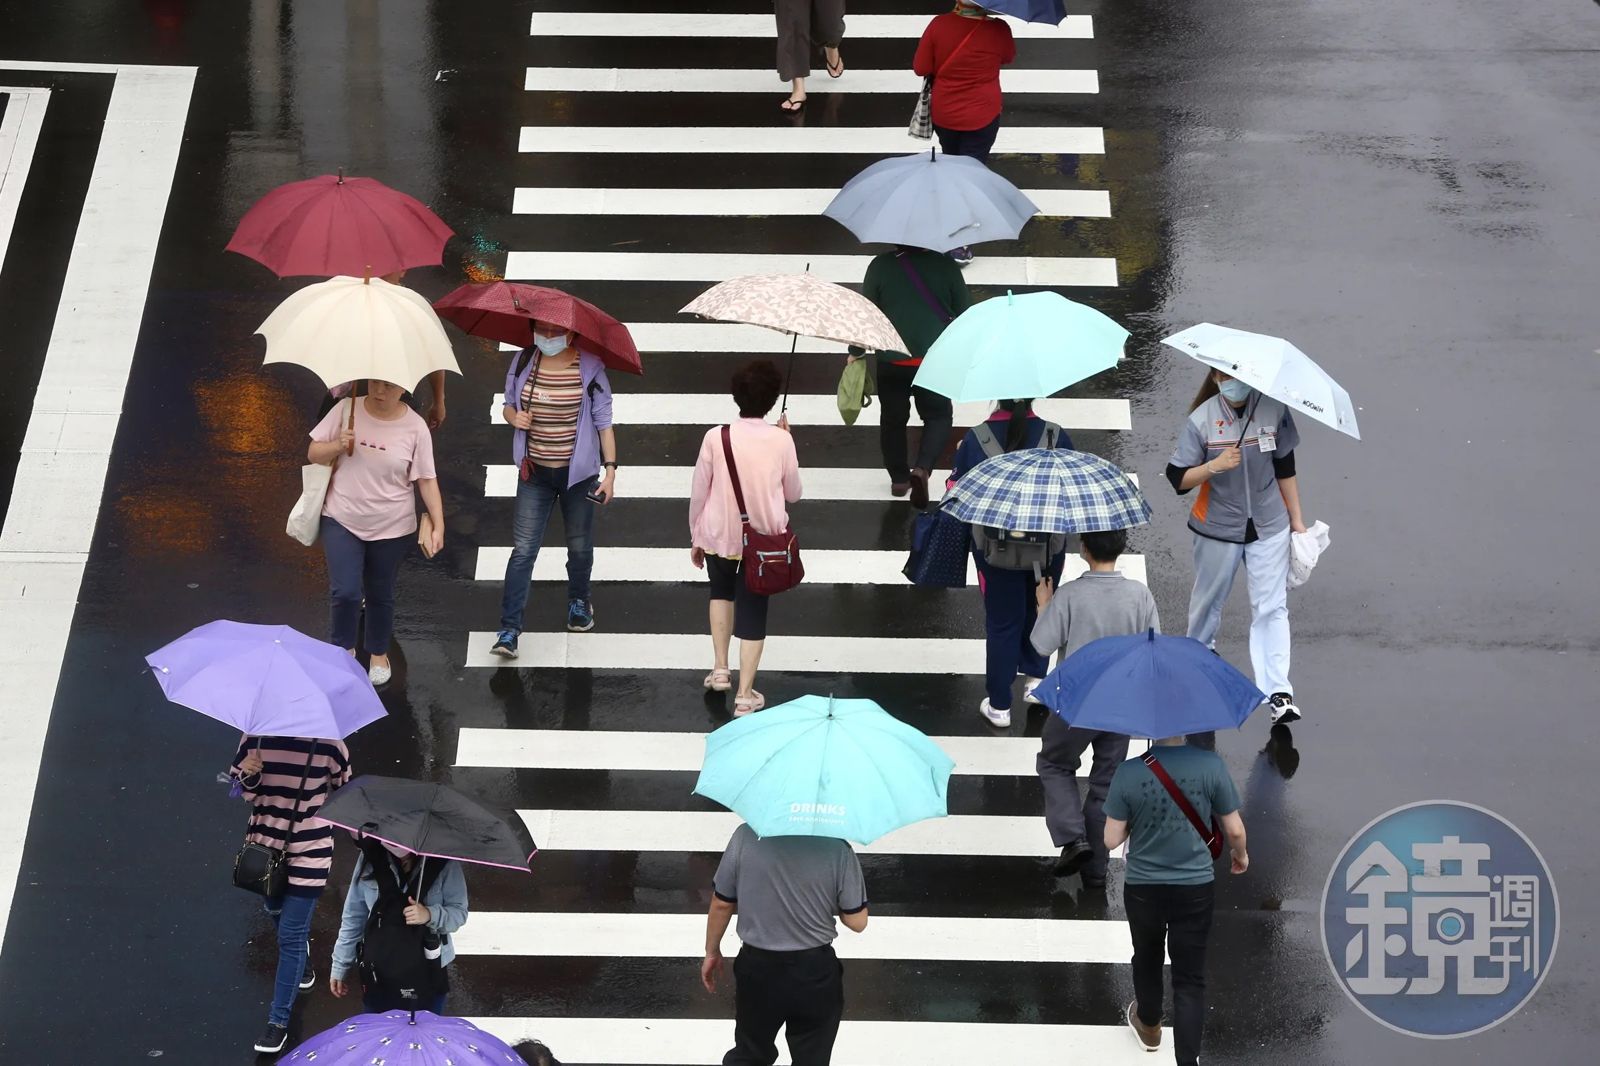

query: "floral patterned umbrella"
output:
681 273 905 354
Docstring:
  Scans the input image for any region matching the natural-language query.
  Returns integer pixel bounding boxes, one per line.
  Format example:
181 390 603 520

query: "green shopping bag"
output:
836 358 875 425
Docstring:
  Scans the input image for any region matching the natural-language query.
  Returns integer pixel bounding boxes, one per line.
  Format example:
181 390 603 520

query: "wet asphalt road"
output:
2 0 1600 1063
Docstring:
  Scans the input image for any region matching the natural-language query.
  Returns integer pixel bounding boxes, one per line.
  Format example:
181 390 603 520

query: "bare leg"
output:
784 76 807 110
709 600 734 671
737 639 766 698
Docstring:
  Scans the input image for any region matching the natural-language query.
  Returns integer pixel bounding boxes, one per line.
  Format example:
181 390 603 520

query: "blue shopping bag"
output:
903 507 971 588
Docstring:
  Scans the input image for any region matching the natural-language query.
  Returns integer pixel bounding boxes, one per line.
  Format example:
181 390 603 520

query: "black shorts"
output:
706 555 770 642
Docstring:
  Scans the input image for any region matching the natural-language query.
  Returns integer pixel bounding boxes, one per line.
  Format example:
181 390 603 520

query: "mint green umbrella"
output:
692 695 953 844
912 290 1127 402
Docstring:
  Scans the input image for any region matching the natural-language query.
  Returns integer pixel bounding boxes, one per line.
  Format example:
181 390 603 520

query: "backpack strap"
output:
1142 752 1222 857
895 253 953 324
973 422 1003 459
719 426 750 522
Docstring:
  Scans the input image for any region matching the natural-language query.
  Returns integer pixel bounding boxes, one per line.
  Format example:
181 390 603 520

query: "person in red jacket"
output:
913 2 1017 264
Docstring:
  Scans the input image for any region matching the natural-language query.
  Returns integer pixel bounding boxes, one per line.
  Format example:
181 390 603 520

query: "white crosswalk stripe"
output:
525 66 1098 95
513 186 1112 218
504 250 1119 287
529 12 1096 40
467 631 984 673
519 125 1105 155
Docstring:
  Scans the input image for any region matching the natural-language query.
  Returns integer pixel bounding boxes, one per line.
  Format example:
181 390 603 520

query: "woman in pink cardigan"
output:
689 361 803 715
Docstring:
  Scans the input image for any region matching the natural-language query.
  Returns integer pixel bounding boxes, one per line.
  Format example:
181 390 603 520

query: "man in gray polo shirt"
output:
702 822 870 1066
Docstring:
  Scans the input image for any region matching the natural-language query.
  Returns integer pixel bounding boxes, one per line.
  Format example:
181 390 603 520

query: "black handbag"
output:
232 743 316 897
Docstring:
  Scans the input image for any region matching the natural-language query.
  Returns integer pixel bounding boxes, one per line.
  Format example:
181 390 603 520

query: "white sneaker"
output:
1023 677 1044 704
368 660 392 686
1268 691 1301 724
980 698 1011 728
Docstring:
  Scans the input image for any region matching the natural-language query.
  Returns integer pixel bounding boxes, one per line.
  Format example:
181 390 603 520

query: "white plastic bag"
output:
1288 520 1330 589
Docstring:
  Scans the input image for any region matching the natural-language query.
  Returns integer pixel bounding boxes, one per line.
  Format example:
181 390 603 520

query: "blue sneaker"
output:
566 599 594 633
490 630 518 658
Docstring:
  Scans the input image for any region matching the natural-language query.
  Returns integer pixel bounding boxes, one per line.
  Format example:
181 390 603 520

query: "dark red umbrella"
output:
226 172 454 278
432 281 643 376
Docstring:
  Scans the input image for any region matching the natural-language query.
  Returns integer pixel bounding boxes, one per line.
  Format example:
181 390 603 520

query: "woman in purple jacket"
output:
490 321 619 655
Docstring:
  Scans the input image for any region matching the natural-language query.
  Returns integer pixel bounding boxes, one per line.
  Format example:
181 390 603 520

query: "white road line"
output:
455 911 1133 964
483 464 1137 500
501 322 853 354
520 809 1054 857
529 12 1096 40
456 728 1149 776
513 186 1112 218
490 393 1132 431
0 64 196 953
0 89 50 274
474 546 1147 586
504 251 1118 288
526 67 1097 95
470 1016 1161 1065
470 632 978 673
519 126 1104 156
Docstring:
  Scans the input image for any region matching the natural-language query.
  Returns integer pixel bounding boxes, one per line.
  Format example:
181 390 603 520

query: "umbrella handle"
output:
345 392 357 456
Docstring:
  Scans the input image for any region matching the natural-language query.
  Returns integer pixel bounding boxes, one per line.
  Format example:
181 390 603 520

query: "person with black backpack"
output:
946 398 1072 729
329 839 469 1014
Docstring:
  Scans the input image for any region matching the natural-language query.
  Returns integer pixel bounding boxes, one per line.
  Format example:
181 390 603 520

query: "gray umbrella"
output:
319 775 535 873
823 149 1039 252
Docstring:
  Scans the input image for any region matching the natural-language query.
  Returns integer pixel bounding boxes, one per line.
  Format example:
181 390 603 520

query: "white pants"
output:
1187 527 1292 697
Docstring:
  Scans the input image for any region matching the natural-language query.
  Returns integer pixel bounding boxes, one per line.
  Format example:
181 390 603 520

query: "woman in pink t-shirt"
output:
688 361 802 715
307 378 444 685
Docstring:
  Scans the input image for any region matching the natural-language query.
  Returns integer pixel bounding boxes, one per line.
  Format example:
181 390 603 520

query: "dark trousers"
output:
724 945 844 1066
775 0 845 81
934 116 1002 165
321 516 412 655
363 987 448 1015
1125 881 1215 1066
975 553 1063 710
1037 714 1128 881
876 360 953 484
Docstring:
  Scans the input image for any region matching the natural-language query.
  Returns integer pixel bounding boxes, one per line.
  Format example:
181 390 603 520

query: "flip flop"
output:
827 53 845 78
780 95 806 112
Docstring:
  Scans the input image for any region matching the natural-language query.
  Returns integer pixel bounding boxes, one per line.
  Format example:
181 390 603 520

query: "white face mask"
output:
533 332 570 357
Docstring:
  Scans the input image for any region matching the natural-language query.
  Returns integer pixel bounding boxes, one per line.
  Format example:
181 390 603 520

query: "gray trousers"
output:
1037 714 1129 881
775 0 846 81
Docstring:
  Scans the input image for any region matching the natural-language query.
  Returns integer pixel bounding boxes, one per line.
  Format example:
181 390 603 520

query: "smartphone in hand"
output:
586 487 608 504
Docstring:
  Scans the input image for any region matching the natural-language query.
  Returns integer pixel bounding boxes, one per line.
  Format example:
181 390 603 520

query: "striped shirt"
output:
521 358 583 465
230 735 352 895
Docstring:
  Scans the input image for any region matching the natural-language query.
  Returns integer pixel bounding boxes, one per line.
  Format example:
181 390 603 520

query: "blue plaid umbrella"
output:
941 448 1149 533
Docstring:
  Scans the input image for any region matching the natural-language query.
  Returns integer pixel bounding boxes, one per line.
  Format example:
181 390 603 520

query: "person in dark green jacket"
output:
851 246 971 507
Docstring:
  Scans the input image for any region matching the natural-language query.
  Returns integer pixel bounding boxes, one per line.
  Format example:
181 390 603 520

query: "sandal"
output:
780 95 806 112
703 668 732 692
733 691 766 716
826 52 845 79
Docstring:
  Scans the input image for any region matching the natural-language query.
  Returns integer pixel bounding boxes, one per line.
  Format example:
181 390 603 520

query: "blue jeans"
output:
321 516 412 654
975 553 1064 710
499 464 598 632
264 891 320 1026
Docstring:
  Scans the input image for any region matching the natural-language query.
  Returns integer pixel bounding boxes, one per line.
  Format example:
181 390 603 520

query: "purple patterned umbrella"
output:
145 620 385 740
281 1011 524 1065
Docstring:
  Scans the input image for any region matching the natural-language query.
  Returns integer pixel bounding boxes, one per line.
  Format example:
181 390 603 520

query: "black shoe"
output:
298 968 315 992
1081 873 1108 892
1268 691 1302 725
1055 839 1093 877
253 1023 289 1053
908 470 930 509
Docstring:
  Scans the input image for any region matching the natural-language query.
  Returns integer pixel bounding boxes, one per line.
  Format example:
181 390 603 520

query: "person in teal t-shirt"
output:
1104 738 1247 1066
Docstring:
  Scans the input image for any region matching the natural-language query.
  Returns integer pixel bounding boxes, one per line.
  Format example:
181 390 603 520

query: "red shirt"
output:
913 13 1016 131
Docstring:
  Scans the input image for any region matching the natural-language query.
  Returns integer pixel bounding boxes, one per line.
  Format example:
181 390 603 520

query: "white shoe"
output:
368 660 392 686
980 698 1011 728
1268 691 1301 724
1023 677 1044 704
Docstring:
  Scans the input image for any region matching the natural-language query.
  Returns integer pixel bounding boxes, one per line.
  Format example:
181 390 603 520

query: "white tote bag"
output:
286 397 349 546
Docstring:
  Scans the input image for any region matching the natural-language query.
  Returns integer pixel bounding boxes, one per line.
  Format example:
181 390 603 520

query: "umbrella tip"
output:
336 167 344 185
363 264 372 284
1147 627 1157 641
1007 289 1014 305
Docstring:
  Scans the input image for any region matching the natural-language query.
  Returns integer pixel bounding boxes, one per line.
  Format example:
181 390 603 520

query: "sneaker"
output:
566 599 595 633
948 246 974 266
1055 839 1093 877
979 698 1011 728
1126 1000 1161 1052
253 1023 290 1054
1022 677 1044 704
908 470 930 509
490 630 519 658
298 965 315 992
1268 691 1301 725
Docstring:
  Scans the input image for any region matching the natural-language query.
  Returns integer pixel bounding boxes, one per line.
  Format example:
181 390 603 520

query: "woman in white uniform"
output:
1166 369 1310 725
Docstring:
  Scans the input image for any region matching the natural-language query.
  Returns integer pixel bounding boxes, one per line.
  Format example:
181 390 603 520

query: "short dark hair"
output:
731 359 783 418
1080 528 1127 563
513 1040 560 1066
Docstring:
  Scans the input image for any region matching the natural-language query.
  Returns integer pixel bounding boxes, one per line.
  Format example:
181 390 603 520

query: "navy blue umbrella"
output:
974 0 1069 26
1033 631 1267 736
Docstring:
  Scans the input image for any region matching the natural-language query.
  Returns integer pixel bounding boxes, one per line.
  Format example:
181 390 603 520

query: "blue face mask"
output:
1217 378 1252 403
533 332 570 357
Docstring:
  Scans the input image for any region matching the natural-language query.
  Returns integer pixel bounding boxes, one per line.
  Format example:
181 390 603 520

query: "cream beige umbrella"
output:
257 275 461 453
682 272 905 413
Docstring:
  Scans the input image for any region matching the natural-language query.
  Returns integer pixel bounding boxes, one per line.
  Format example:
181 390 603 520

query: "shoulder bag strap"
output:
1142 752 1218 850
1043 422 1061 450
896 254 953 324
720 425 750 522
939 24 983 76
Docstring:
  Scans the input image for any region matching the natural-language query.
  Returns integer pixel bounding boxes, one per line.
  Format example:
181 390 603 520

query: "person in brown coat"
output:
775 0 846 112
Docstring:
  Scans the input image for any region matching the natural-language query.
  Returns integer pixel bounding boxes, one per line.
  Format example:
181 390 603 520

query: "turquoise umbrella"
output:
912 290 1127 403
692 696 954 844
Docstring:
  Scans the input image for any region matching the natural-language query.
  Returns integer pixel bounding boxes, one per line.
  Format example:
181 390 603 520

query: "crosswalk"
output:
458 7 1155 1062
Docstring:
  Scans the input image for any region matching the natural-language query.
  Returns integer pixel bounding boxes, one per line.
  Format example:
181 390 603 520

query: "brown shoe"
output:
908 469 930 508
890 481 911 498
1126 1000 1161 1052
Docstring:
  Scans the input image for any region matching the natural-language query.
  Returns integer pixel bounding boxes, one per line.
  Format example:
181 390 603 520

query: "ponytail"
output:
998 399 1034 452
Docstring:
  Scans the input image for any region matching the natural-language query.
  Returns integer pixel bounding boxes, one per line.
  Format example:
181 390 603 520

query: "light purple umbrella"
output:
281 1011 524 1065
145 620 385 740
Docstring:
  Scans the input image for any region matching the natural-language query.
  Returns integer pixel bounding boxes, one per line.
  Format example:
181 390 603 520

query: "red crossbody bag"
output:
1142 751 1225 860
720 426 804 596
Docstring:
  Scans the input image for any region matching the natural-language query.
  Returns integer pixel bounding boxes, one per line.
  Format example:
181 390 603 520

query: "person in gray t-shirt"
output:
1031 529 1160 886
703 823 869 1066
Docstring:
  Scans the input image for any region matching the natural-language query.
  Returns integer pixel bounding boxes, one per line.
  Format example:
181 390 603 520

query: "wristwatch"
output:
602 461 618 470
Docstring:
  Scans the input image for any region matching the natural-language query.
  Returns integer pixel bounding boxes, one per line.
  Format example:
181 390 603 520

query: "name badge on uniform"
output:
1257 426 1277 453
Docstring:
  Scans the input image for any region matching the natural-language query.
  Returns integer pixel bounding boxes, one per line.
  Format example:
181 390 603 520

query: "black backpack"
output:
357 845 448 1002
968 421 1068 573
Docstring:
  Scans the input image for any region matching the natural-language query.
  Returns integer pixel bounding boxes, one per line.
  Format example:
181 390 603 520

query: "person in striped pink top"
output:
229 735 351 1053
